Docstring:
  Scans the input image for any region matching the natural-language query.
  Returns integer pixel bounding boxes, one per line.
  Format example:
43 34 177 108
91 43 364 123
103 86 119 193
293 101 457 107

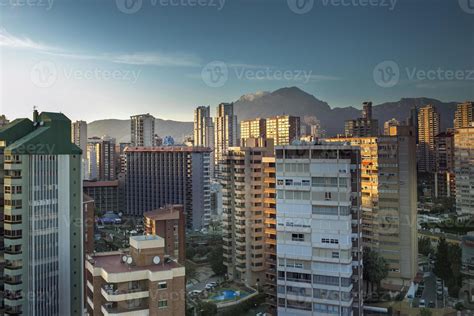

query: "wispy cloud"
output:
0 28 57 51
1 28 201 67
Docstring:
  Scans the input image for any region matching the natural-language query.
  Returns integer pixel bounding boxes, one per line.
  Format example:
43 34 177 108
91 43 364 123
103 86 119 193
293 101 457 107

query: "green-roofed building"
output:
0 110 83 315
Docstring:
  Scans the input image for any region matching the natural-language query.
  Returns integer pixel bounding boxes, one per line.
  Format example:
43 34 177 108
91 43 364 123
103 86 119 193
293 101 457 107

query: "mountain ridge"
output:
88 87 461 142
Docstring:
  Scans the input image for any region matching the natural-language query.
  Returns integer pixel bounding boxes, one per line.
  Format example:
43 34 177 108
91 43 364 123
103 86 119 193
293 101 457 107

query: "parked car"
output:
188 290 202 296
428 301 435 308
205 282 217 290
419 299 426 308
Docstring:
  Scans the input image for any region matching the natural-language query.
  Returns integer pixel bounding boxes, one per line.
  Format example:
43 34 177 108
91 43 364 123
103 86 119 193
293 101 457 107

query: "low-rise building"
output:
85 235 185 316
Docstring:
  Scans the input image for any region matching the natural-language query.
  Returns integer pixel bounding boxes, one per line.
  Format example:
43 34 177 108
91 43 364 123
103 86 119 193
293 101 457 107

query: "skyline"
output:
1 0 473 122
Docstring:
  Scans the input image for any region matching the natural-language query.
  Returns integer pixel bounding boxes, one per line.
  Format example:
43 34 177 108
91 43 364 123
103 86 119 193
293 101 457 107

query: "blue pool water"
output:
212 290 239 301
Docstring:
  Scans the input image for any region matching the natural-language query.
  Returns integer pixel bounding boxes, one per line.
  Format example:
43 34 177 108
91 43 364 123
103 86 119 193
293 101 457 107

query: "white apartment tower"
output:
214 103 237 175
275 144 363 316
194 106 215 176
130 113 155 147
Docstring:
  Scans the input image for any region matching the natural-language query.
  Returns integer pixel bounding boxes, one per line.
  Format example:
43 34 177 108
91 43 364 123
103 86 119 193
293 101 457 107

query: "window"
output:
292 233 304 242
325 192 332 200
158 282 167 290
331 252 339 259
158 300 168 309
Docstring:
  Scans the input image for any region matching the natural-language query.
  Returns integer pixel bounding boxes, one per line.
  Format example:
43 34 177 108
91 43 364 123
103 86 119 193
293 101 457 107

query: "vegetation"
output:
418 237 434 257
209 245 226 276
363 248 389 295
434 237 462 297
186 261 198 282
419 308 432 316
196 301 218 316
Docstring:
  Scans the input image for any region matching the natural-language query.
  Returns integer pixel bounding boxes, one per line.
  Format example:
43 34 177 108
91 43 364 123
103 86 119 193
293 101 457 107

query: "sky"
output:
0 0 473 122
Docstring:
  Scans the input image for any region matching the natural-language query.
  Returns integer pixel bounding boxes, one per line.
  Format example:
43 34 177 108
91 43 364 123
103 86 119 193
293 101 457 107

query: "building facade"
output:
434 131 456 199
194 106 215 176
130 114 155 147
326 128 418 288
275 144 363 316
0 111 83 315
266 115 300 146
83 180 122 213
240 118 266 145
417 104 440 173
144 205 186 264
125 146 211 230
214 103 238 173
72 120 88 154
87 136 116 181
85 235 185 316
383 118 400 136
454 102 473 129
344 102 379 137
455 125 474 215
221 138 274 287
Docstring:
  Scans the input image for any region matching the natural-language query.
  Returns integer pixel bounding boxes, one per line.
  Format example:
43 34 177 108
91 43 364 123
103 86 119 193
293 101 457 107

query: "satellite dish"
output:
126 256 133 265
153 256 161 265
122 255 127 263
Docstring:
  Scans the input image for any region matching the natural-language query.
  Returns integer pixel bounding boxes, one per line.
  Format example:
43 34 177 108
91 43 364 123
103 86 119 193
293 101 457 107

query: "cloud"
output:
1 28 201 67
0 28 56 51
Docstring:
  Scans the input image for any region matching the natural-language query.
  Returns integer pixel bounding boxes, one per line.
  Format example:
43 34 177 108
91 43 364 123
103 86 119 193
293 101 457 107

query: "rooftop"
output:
89 252 181 274
144 205 182 221
125 146 211 153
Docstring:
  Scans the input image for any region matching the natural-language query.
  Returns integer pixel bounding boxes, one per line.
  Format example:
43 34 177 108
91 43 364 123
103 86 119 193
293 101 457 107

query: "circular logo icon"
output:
373 60 400 88
201 61 228 88
287 0 314 14
377 211 399 235
116 0 142 14
459 0 474 14
30 61 57 88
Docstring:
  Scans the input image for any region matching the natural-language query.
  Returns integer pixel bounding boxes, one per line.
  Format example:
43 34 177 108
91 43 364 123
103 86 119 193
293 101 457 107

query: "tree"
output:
447 243 462 297
186 261 198 282
434 237 451 281
209 246 226 276
363 248 389 294
418 237 434 256
197 301 217 316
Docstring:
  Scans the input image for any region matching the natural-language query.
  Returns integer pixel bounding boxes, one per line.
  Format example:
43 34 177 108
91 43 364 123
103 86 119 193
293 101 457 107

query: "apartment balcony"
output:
266 238 276 245
264 207 275 215
4 261 22 271
264 178 275 184
101 303 148 316
265 217 276 225
4 276 22 286
4 246 22 256
265 228 276 235
101 286 149 302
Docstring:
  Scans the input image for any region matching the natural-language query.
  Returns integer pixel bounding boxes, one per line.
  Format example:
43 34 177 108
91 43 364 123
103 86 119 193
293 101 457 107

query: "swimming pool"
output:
211 290 242 301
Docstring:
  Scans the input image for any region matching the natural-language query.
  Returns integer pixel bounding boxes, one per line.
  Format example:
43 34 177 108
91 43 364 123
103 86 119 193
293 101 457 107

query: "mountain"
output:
234 87 459 135
87 87 461 141
88 118 193 143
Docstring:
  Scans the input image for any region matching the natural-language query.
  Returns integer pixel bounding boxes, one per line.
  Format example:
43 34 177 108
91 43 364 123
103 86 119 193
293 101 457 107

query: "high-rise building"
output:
455 125 474 215
86 136 116 181
0 111 83 315
345 101 379 137
417 104 440 173
434 131 456 198
85 235 185 315
240 118 266 145
326 127 418 288
71 120 88 154
194 106 215 176
262 156 277 311
454 102 473 129
275 144 363 316
83 180 122 213
406 107 419 144
210 181 223 219
220 138 274 287
144 205 186 264
214 103 237 173
130 113 155 147
125 146 211 230
383 118 400 135
265 115 300 146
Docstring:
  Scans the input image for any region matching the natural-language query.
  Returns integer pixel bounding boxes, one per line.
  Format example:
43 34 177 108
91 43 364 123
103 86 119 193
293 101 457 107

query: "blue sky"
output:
1 0 473 122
